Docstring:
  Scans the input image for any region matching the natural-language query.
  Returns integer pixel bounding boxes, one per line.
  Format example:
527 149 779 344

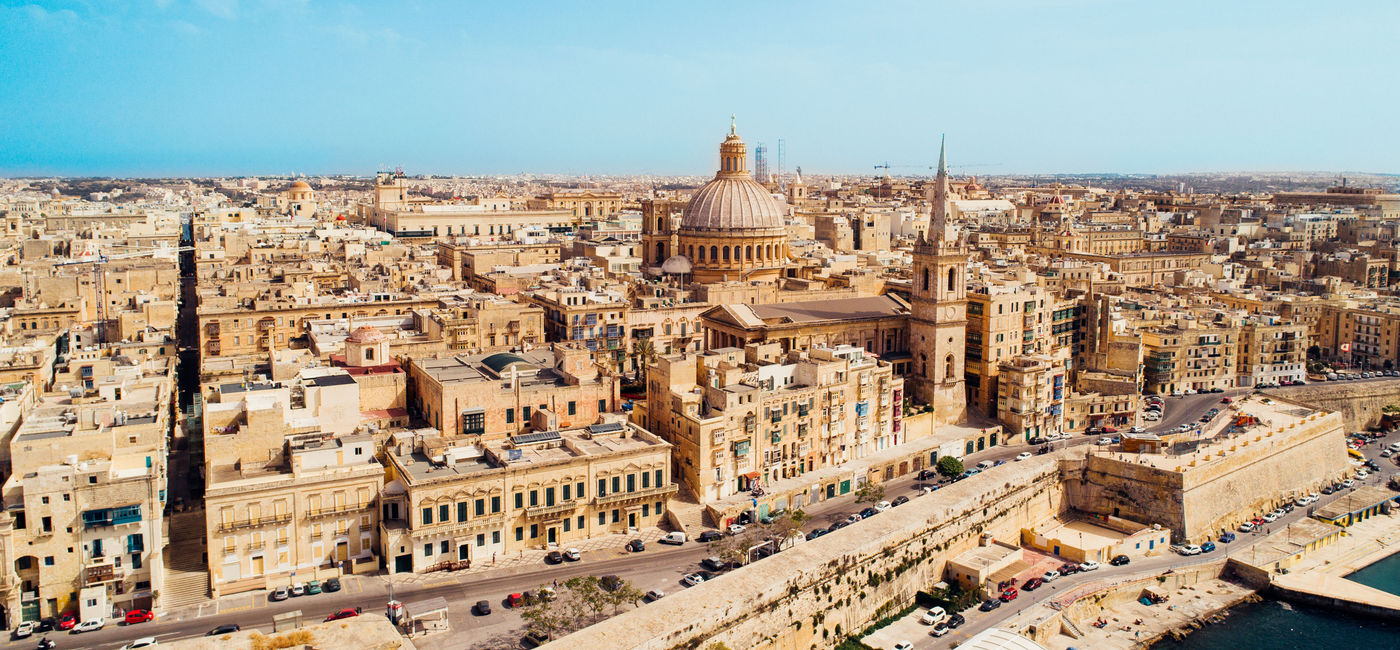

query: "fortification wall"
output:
1264 382 1400 431
545 457 1068 650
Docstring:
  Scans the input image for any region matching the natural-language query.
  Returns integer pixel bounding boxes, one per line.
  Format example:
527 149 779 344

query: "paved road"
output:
0 390 1256 650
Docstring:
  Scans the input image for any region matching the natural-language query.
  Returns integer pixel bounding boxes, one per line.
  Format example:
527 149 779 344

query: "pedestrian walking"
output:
492 552 497 564
553 579 558 588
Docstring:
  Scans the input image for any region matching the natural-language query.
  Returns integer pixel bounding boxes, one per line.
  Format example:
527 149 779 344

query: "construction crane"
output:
55 245 193 348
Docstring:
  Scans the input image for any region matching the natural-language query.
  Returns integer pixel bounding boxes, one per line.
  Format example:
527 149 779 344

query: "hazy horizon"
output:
3 1 1397 177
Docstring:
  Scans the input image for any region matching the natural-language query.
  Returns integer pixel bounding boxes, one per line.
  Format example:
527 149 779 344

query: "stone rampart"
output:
545 457 1068 650
1263 382 1400 431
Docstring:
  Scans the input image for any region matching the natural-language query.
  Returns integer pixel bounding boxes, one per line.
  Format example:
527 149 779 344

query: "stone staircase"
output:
162 509 211 609
666 494 715 536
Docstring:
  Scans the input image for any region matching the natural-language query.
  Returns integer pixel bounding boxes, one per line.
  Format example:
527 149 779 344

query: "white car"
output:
845 513 862 524
1046 432 1063 441
681 573 705 587
875 501 892 512
1042 570 1060 582
1342 479 1356 488
1015 452 1032 461
11 621 34 638
1175 545 1202 556
920 606 948 625
72 618 105 634
645 589 665 602
122 638 159 650
1098 437 1113 445
1129 426 1145 433
1183 389 1197 395
1295 497 1312 507
1079 560 1100 571
727 523 747 535
930 623 951 637
1262 512 1279 523
564 548 581 561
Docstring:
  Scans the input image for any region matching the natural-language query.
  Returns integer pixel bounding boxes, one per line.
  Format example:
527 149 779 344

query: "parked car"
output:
324 577 341 593
727 523 747 535
1042 570 1060 582
1098 437 1113 445
207 624 242 636
306 580 322 595
1220 532 1236 543
859 507 879 519
917 469 938 480
645 589 665 602
1262 512 1280 523
1173 544 1202 556
844 513 862 525
1110 554 1130 566
121 637 158 649
920 606 948 625
893 643 914 650
545 551 564 564
701 556 728 571
999 587 1018 602
1079 560 1100 571
324 608 359 622
806 528 829 541
698 530 722 542
1016 452 1033 461
1023 577 1044 590
874 500 893 512
71 618 105 634
930 622 950 637
124 609 155 625
681 573 705 587
1059 563 1081 575
474 600 491 615
56 614 77 631
892 495 909 506
626 539 646 552
1201 541 1217 553
600 575 624 592
659 531 686 545
563 548 581 561
11 621 34 639
291 583 306 597
979 599 1002 612
946 613 965 629
523 630 551 648
507 593 525 608
270 586 291 601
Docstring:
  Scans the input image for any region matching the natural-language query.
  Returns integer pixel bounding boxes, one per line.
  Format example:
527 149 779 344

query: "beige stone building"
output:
522 285 629 369
201 368 385 597
645 343 903 503
996 355 1066 442
413 295 545 353
528 189 624 225
964 275 1061 416
377 418 674 573
406 345 618 440
1236 317 1307 386
361 171 573 239
1142 321 1238 394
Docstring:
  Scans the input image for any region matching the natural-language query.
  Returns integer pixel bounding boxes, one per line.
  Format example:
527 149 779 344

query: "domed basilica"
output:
647 120 790 284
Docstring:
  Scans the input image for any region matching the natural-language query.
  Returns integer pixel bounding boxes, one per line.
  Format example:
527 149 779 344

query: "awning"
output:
741 472 760 480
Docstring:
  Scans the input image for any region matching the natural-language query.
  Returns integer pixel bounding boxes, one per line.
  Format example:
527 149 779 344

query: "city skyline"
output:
2 1 1398 177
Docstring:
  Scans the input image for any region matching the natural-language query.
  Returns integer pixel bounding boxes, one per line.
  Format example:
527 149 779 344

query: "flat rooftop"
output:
1028 519 1133 551
1095 394 1324 471
394 421 666 484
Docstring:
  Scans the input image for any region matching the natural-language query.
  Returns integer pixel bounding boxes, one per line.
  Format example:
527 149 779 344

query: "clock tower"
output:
909 135 968 425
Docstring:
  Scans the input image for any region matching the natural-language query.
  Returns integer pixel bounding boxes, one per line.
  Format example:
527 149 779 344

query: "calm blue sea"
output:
1154 552 1400 648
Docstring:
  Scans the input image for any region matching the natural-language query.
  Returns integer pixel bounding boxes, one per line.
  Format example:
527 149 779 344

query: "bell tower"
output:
909 135 968 425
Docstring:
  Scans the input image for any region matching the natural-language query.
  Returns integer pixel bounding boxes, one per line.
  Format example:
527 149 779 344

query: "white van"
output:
659 531 687 545
976 460 995 470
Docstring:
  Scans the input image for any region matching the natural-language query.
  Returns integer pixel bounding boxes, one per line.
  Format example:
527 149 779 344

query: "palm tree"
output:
630 337 657 383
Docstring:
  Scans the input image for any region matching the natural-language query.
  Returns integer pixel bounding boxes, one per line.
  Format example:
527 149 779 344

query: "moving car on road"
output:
121 637 158 649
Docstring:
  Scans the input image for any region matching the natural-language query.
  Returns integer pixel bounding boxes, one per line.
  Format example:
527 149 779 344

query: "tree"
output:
520 584 569 641
708 529 754 568
630 337 657 382
769 508 811 543
936 455 964 478
853 479 885 505
602 577 645 616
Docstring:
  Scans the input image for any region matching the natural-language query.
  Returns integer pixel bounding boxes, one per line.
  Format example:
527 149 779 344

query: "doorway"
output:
627 512 637 529
394 554 412 573
548 527 557 545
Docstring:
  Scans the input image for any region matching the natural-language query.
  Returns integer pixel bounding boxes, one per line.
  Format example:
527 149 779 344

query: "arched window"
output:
698 246 705 261
947 267 957 292
722 247 730 261
945 354 956 380
688 245 694 259
710 245 718 261
657 217 664 231
656 242 666 264
733 246 741 261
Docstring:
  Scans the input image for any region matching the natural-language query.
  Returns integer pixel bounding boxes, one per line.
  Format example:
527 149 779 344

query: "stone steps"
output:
667 497 713 535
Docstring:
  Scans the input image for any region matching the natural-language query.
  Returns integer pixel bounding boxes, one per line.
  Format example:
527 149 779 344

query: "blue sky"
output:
1 0 1396 177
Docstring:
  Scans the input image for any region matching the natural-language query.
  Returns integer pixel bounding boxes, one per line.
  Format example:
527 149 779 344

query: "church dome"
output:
346 325 385 344
290 180 312 191
679 120 786 233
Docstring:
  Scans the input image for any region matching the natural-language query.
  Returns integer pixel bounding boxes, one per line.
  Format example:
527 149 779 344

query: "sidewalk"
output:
384 525 671 587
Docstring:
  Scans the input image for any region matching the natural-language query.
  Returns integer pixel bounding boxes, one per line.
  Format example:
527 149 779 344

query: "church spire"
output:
931 134 950 238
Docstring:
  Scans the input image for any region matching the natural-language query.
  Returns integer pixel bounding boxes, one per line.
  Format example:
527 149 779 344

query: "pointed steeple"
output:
930 134 950 239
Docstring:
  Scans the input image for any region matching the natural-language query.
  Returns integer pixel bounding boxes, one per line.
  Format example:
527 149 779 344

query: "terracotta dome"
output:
290 180 312 191
346 325 386 344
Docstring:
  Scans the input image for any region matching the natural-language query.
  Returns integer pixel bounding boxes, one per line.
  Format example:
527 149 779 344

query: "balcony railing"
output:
84 563 123 586
523 502 579 519
305 503 369 519
594 484 677 506
216 512 293 533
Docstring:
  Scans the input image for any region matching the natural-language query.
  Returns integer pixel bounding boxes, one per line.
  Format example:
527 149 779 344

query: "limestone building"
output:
645 343 903 502
377 418 674 573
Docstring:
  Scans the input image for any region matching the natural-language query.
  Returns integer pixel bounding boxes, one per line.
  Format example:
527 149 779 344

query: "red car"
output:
999 587 1018 602
1023 577 1044 591
124 609 155 625
324 608 359 622
507 593 525 608
57 613 77 630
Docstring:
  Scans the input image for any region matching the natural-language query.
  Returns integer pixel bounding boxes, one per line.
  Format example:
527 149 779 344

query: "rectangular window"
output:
642 472 650 489
476 533 485 547
506 409 515 424
491 496 501 513
568 401 577 415
421 507 433 525
440 540 449 554
545 487 555 507
598 512 606 525
612 509 620 523
424 543 432 557
612 476 620 494
529 490 538 507
438 504 450 523
643 504 650 517
597 478 606 497
627 474 636 492
523 406 531 422
457 502 468 522
492 531 500 544
563 518 571 532
529 524 538 539
514 493 523 509
577 515 584 530
131 553 142 570
654 469 663 487
515 527 523 541
562 484 571 501
474 499 485 517
599 399 607 413
577 482 585 499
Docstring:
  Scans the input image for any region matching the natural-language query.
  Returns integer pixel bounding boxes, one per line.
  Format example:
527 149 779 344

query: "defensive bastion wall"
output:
1264 382 1400 431
547 457 1068 650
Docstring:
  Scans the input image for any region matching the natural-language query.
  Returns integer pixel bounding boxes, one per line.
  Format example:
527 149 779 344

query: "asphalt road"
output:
0 388 1260 650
